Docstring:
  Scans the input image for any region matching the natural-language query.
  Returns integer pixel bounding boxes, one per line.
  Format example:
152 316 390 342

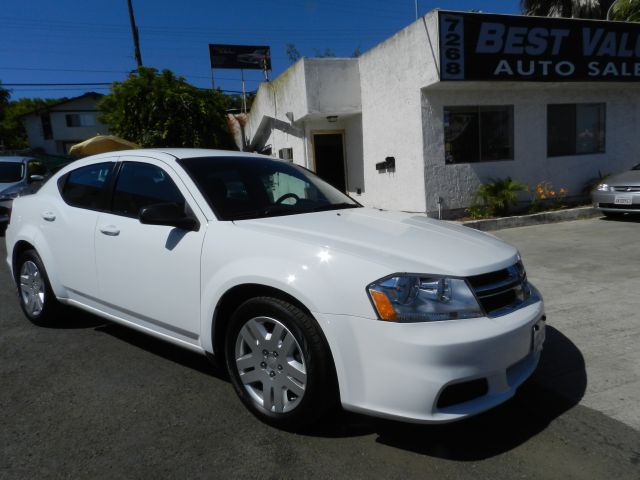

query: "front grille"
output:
612 186 640 192
599 203 640 210
468 262 530 317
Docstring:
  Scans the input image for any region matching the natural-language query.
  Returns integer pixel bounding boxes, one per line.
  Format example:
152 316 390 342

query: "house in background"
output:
21 92 111 155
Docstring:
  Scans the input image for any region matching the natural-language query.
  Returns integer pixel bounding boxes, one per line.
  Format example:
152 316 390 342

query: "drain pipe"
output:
436 195 443 220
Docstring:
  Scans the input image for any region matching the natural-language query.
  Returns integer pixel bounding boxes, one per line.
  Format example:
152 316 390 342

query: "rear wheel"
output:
16 249 60 326
225 297 337 430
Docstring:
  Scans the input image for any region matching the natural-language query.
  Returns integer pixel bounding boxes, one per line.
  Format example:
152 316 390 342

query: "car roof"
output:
0 156 35 164
85 148 271 162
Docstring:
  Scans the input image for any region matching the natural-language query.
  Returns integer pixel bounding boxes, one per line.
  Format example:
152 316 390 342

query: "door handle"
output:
99 225 120 236
41 211 56 222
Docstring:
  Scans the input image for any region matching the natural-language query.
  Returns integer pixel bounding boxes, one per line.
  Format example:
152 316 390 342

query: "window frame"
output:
58 161 117 212
547 102 606 158
443 105 515 165
108 161 189 220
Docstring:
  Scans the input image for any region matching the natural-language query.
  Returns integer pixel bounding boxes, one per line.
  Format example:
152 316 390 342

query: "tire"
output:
15 249 60 326
224 296 337 430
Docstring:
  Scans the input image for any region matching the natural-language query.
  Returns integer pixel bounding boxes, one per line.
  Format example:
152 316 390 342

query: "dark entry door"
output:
313 133 346 192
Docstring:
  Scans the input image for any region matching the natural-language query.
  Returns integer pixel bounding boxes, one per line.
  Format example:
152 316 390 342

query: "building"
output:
243 10 640 216
21 92 110 155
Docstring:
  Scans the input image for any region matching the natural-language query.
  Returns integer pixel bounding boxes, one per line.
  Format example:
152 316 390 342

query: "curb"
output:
457 206 600 231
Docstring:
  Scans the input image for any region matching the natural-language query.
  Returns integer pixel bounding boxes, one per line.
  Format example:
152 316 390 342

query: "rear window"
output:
61 162 114 210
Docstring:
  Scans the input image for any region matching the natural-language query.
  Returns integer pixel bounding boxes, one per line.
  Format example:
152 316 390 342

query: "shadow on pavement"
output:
55 309 586 459
95 321 226 380
305 326 587 460
600 214 640 223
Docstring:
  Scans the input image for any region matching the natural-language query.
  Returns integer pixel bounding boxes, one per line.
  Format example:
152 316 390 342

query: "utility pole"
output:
127 0 143 68
415 0 418 20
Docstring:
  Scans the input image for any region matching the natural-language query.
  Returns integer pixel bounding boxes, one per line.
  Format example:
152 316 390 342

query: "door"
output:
94 159 205 341
312 133 347 192
46 160 116 299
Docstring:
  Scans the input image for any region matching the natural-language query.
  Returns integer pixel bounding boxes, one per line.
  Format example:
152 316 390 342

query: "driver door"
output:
94 158 206 344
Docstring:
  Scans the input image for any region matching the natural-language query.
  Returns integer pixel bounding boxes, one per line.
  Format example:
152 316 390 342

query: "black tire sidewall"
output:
224 297 334 430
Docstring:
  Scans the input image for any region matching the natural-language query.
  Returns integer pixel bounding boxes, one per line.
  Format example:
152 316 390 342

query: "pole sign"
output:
439 11 640 81
209 44 271 70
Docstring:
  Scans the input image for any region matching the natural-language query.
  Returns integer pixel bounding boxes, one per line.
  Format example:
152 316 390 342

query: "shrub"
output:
467 177 527 218
529 181 568 213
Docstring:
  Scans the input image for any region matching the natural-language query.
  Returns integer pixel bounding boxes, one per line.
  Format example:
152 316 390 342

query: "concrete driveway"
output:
496 216 640 431
0 217 639 479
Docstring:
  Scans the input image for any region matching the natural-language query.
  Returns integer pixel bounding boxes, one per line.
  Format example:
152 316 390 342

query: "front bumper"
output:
316 300 545 423
592 191 640 213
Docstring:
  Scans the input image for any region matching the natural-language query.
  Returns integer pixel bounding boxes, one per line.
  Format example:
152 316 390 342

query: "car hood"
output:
0 181 22 196
233 208 518 277
607 170 640 186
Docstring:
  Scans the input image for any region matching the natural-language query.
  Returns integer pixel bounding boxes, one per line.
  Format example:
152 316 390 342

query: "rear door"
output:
45 160 116 300
94 158 206 343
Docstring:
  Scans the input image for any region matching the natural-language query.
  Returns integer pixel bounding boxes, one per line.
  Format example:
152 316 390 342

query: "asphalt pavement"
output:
1 218 639 479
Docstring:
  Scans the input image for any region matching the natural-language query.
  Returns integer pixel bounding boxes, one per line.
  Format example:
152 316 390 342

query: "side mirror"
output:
139 203 199 231
29 174 45 183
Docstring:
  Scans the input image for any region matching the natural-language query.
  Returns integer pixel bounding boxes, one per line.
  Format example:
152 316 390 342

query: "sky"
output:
1 1 521 101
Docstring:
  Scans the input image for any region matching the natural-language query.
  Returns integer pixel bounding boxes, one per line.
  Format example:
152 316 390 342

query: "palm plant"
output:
521 0 615 19
470 177 527 218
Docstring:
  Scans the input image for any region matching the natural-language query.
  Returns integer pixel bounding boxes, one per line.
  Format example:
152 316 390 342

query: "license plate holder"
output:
614 195 633 205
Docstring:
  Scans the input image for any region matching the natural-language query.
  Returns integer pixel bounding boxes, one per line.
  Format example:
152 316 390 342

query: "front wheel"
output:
225 297 337 430
16 249 60 326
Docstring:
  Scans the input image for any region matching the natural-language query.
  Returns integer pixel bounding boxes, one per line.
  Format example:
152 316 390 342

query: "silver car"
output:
0 156 48 225
592 164 640 218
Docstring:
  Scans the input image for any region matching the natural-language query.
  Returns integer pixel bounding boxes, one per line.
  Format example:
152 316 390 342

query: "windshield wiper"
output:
307 202 360 213
230 204 299 220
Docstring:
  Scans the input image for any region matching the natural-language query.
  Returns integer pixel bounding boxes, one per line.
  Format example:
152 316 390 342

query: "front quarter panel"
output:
199 221 390 353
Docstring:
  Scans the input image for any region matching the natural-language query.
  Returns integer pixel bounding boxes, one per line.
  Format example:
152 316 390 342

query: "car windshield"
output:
179 156 360 220
0 162 25 183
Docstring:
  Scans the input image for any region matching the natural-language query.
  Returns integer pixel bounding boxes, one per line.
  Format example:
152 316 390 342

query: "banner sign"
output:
209 44 271 70
438 11 640 81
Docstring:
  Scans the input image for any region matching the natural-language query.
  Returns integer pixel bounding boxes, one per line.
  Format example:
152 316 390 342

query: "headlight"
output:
367 275 483 322
596 183 610 192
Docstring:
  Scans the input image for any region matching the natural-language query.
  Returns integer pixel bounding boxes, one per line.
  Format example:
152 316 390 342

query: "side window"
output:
111 162 185 218
61 162 114 210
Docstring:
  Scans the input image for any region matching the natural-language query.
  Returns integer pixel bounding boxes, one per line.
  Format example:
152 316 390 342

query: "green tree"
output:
285 43 301 64
521 0 615 18
98 67 235 149
521 0 640 20
0 82 10 148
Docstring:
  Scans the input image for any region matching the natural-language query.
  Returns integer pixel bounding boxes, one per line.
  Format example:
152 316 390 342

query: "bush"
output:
467 177 527 218
529 181 568 213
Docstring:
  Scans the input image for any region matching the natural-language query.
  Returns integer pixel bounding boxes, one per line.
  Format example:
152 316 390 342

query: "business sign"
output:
439 11 640 81
209 44 271 70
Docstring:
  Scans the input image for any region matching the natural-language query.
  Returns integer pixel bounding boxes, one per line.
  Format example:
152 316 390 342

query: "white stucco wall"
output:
423 83 640 214
356 11 441 212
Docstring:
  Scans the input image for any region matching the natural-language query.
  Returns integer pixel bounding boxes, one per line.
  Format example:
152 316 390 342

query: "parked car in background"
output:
4 149 545 430
592 164 640 218
0 156 49 226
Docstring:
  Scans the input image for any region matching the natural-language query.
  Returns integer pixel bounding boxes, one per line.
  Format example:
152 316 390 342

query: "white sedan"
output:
4 149 545 429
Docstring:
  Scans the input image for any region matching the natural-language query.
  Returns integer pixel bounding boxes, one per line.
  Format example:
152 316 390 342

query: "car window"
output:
61 162 114 210
0 162 25 183
111 162 185 218
178 156 359 221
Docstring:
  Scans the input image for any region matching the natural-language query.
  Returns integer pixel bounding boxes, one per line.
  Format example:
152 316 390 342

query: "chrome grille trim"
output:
612 186 640 192
467 262 536 318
